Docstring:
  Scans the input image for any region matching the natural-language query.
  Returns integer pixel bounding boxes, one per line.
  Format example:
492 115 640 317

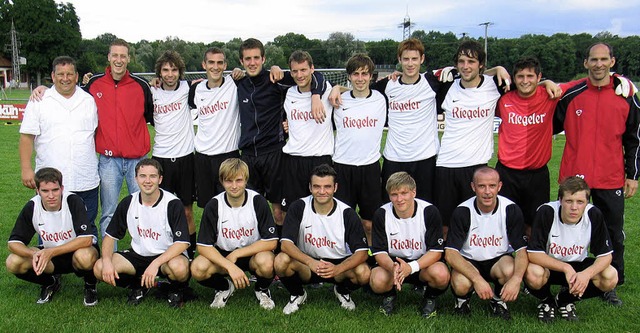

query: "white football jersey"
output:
377 74 440 162
437 75 500 167
333 90 387 165
283 82 334 156
151 81 195 158
189 77 240 155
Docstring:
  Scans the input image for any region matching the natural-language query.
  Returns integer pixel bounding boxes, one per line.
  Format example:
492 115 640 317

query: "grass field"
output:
0 90 639 332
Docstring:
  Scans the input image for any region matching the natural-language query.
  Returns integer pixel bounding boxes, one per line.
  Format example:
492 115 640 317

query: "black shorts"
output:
591 188 625 284
43 244 99 274
217 248 255 274
242 150 283 203
466 253 510 284
153 154 195 206
434 164 484 226
117 249 186 277
280 154 332 212
333 161 382 221
381 155 436 203
194 150 240 208
306 257 349 285
547 258 596 286
372 255 425 285
495 161 549 226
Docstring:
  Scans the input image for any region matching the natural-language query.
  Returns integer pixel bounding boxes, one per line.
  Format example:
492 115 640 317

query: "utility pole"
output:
478 22 493 64
10 20 21 88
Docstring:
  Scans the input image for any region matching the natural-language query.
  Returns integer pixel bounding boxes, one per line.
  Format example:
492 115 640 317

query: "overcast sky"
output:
67 0 640 43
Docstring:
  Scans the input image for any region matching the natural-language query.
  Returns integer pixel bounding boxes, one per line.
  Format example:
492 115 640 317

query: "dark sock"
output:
212 274 230 291
115 274 137 289
81 270 97 286
582 282 604 299
425 284 447 298
382 288 397 297
188 233 197 259
255 276 273 291
168 279 189 291
280 274 305 296
16 271 55 286
557 288 580 304
336 280 359 294
197 276 218 289
493 283 503 298
526 282 553 301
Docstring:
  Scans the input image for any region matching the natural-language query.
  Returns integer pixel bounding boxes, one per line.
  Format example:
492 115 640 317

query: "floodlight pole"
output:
478 22 493 64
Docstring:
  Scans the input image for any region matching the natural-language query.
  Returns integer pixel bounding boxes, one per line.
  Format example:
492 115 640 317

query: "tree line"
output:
1 0 639 84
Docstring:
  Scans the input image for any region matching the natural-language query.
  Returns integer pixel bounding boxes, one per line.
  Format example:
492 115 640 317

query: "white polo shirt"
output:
20 87 99 191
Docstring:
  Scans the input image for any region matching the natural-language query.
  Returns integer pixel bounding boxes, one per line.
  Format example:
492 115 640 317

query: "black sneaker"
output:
602 288 623 307
536 300 555 323
558 302 579 321
421 296 437 318
167 291 184 308
380 294 396 316
127 287 148 306
489 299 511 320
453 298 471 316
83 284 98 307
37 275 61 304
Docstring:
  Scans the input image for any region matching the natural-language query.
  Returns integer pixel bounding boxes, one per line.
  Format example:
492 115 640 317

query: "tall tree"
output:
9 0 81 81
323 32 365 68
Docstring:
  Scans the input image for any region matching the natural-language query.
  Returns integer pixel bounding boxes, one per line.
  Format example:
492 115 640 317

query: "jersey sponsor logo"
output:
551 234 559 237
291 100 298 104
548 242 585 257
304 233 337 249
451 106 492 119
469 233 503 248
389 99 421 112
342 116 379 129
38 222 45 226
503 104 514 108
222 226 255 240
304 224 312 229
290 109 315 122
242 98 249 103
390 238 422 251
221 220 229 224
452 99 460 103
137 226 162 241
507 111 546 126
198 100 230 116
390 232 399 236
154 101 183 114
40 229 73 243
342 107 350 111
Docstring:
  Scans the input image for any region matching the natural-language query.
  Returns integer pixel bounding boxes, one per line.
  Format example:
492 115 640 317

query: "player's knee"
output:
274 253 291 275
451 271 472 294
5 254 28 274
190 258 209 281
72 248 98 271
253 253 275 277
167 259 190 282
425 264 450 288
599 266 619 290
354 263 371 284
369 268 392 293
93 259 103 280
524 264 546 289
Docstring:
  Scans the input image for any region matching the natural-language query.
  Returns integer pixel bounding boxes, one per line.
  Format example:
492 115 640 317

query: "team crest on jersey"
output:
575 109 583 116
616 190 622 197
175 231 182 237
81 224 87 231
437 238 444 245
268 227 276 234
97 92 103 99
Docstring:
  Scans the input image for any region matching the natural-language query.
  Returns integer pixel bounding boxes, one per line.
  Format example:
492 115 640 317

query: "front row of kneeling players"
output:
6 159 617 322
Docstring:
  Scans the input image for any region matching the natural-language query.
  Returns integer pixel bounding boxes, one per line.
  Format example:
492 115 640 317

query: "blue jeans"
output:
72 186 99 240
98 155 144 239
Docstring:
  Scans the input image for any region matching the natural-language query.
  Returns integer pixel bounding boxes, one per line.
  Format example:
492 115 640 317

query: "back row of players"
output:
11 37 638 320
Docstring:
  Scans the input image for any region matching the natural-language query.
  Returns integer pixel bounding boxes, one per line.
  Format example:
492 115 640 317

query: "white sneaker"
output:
209 279 235 308
333 285 356 310
255 289 275 310
283 290 307 315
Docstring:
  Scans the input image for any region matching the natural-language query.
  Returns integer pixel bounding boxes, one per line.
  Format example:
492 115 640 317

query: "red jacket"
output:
84 67 153 158
554 77 640 189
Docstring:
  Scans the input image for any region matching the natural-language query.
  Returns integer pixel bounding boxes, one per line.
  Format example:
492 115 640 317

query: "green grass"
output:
1 124 639 333
0 88 31 102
